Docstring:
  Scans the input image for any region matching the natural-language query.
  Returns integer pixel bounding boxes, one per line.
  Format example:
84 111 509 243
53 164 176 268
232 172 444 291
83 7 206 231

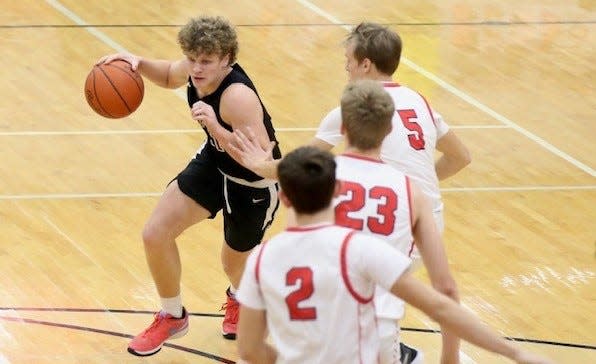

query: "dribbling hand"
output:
96 52 142 71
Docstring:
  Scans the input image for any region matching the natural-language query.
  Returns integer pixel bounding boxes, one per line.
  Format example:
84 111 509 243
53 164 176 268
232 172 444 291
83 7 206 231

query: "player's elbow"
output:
452 147 471 170
459 148 472 168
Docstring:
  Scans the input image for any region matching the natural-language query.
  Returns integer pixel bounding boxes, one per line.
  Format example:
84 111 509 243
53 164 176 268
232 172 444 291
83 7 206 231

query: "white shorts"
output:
377 316 425 364
378 318 401 364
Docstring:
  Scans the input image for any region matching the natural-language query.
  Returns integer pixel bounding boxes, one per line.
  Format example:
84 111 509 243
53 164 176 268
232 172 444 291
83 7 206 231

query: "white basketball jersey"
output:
316 82 449 222
237 224 411 364
334 154 414 319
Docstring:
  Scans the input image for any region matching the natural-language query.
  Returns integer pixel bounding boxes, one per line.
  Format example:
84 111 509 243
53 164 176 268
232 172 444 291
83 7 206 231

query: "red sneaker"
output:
127 307 189 356
221 288 239 340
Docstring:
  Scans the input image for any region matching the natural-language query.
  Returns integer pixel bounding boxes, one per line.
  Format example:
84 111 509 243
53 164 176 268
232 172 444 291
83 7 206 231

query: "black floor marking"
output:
0 20 595 29
0 314 235 363
1 307 594 353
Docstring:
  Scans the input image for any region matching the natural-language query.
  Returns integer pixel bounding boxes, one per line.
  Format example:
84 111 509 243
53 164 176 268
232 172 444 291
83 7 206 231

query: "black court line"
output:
0 20 595 29
0 307 224 317
1 307 595 351
0 315 235 363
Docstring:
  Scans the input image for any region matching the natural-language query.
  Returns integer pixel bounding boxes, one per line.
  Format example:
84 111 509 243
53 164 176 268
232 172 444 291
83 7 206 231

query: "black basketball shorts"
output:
175 154 279 252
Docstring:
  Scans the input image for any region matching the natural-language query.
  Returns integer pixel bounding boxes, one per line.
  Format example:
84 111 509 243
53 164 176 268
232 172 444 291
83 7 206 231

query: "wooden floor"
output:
1 1 595 363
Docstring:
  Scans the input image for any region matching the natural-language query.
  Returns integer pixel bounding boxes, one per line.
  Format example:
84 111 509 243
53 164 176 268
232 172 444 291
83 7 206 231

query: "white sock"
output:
161 295 183 318
229 285 237 296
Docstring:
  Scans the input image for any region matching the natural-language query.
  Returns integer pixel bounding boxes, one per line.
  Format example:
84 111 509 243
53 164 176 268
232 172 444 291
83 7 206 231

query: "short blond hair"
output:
341 80 394 150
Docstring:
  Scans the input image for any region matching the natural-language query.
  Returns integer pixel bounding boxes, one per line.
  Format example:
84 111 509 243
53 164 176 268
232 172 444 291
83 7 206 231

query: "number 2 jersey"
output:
236 224 411 364
316 82 449 228
334 153 414 320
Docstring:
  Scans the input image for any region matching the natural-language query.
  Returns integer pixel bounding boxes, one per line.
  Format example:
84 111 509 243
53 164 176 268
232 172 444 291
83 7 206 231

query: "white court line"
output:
295 0 595 178
0 192 161 200
442 185 596 192
0 125 507 137
42 214 99 264
45 0 593 179
1 185 594 200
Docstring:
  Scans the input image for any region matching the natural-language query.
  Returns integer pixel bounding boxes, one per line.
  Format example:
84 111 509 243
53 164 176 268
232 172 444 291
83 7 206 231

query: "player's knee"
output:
141 222 167 249
221 256 233 276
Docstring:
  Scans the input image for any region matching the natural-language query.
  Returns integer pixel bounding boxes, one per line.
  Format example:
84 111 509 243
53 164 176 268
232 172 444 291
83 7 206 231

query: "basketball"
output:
84 60 144 118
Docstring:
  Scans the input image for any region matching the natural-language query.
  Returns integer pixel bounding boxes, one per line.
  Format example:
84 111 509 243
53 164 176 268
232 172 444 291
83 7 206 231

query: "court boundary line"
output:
294 0 595 178
1 309 594 351
0 125 508 137
0 315 235 363
1 185 595 201
3 19 596 28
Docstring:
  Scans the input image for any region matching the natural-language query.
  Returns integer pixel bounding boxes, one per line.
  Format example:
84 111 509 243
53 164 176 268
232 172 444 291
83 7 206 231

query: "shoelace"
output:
140 311 168 337
220 298 240 321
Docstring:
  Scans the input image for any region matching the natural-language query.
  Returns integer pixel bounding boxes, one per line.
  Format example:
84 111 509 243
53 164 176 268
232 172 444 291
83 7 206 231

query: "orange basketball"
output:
84 60 144 118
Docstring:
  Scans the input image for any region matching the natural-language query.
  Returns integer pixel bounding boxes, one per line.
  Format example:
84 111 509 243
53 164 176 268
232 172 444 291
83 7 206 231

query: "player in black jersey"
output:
98 16 281 356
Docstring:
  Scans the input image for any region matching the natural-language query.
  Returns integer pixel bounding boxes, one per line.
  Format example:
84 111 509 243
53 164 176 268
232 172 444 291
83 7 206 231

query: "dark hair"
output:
341 80 394 150
277 147 336 214
345 22 402 75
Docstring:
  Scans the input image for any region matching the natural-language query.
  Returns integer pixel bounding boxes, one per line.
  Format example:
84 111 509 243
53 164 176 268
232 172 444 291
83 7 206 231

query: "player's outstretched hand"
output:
227 127 275 173
96 53 142 71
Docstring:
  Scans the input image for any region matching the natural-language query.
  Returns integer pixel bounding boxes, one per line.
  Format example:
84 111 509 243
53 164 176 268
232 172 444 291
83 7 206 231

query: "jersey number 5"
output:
285 267 317 320
398 109 425 150
335 181 397 236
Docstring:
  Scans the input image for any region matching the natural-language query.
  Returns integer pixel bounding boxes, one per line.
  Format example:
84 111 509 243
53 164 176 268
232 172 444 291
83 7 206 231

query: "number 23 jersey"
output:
316 82 449 217
334 153 414 320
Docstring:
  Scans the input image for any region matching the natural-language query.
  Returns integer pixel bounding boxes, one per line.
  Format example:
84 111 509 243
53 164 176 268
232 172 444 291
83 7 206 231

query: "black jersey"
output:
187 63 281 182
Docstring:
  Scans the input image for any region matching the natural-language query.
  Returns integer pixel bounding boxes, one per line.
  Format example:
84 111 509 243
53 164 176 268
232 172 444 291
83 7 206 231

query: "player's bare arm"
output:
410 182 460 364
226 128 279 179
435 130 471 180
226 130 336 181
97 53 187 89
392 274 554 364
308 137 335 151
226 133 335 180
237 306 277 364
192 83 268 154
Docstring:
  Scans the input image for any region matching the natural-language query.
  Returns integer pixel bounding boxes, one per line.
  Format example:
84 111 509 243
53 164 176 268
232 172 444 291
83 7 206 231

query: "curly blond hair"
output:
177 16 238 64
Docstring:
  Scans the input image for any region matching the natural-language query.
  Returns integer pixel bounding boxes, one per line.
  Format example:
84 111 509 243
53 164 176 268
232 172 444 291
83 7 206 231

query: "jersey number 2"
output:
335 181 397 236
285 267 317 320
398 109 425 150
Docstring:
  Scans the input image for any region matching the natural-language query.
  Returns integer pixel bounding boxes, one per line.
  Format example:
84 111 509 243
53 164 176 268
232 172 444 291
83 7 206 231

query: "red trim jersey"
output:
334 154 414 320
316 82 449 224
237 224 411 364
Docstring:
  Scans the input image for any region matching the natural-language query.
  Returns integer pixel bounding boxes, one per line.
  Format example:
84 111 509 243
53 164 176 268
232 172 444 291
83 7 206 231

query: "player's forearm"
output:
239 343 277 364
440 329 461 364
252 159 279 180
204 122 234 151
137 59 178 88
435 283 461 363
435 130 471 180
435 154 470 180
429 296 519 360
